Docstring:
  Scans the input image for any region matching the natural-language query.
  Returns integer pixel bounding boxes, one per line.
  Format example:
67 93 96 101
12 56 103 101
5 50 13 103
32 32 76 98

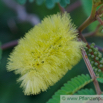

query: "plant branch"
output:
78 17 95 33
66 0 81 12
83 24 101 37
83 32 96 37
96 15 103 25
78 1 103 33
97 5 103 14
81 49 102 95
78 32 87 43
1 40 18 50
2 0 40 25
78 1 97 33
58 3 65 14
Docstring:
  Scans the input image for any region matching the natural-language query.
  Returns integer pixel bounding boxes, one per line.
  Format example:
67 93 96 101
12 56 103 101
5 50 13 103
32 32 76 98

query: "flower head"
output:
7 13 84 95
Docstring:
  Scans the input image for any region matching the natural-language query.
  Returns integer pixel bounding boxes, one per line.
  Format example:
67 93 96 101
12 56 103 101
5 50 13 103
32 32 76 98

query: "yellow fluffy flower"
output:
7 13 84 95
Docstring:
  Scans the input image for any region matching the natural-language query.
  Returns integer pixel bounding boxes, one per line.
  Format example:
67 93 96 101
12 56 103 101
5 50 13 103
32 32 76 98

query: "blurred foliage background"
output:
0 0 103 103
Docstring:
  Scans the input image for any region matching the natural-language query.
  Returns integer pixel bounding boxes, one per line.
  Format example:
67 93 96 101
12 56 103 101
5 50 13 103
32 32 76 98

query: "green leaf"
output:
36 0 44 5
97 78 103 83
45 0 55 9
47 74 93 103
16 0 27 5
75 89 96 95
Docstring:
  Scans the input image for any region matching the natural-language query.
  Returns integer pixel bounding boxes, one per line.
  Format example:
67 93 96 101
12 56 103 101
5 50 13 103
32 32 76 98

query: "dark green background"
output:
0 0 103 103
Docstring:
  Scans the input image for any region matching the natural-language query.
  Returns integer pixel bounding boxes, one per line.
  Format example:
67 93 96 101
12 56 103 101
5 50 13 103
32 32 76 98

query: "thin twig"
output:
78 1 103 33
97 5 103 14
81 49 102 95
2 0 40 25
1 40 18 50
66 0 81 12
78 32 87 43
96 15 103 25
83 24 101 37
78 3 96 33
58 3 65 14
83 32 96 37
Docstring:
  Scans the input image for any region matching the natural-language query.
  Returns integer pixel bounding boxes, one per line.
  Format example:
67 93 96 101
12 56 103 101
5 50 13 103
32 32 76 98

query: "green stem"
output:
78 17 94 33
78 1 103 33
78 1 96 33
